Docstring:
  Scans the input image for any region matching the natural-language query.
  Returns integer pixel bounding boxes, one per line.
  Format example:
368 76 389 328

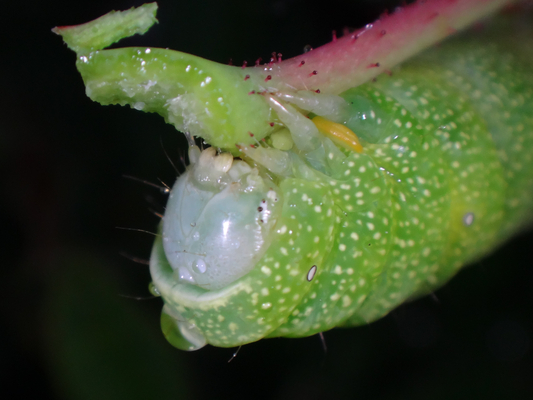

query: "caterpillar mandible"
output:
54 1 533 351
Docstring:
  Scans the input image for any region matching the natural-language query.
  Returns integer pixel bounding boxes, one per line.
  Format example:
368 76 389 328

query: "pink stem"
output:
268 0 517 94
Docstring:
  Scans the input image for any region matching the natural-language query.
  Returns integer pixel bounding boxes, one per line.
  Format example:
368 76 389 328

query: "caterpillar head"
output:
162 146 282 290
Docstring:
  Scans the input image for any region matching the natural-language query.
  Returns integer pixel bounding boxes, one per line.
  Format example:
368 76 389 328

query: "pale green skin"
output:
57 4 533 350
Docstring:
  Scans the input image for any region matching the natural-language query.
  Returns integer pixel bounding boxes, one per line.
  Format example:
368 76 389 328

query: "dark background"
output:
1 0 532 399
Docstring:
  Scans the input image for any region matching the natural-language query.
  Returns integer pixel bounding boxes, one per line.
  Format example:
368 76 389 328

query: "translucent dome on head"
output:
162 146 283 291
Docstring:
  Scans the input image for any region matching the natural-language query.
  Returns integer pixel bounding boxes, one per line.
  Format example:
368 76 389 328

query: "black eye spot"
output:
307 265 317 281
258 206 263 212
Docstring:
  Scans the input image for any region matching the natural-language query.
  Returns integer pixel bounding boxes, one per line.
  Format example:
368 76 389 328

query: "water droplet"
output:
261 302 272 310
133 102 145 110
148 282 161 297
193 232 200 240
192 259 207 274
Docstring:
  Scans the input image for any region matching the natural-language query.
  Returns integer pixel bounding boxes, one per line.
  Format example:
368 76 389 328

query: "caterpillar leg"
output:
264 91 357 153
312 116 364 154
264 94 323 153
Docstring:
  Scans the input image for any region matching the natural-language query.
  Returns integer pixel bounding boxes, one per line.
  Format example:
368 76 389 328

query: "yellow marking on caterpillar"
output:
312 116 364 153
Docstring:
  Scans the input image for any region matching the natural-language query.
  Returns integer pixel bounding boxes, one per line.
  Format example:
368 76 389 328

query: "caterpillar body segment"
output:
368 63 507 294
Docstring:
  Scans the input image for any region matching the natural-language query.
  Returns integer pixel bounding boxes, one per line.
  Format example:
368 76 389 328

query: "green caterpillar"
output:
55 1 533 351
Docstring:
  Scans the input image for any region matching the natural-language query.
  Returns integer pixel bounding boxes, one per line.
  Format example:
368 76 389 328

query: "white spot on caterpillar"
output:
463 212 475 226
261 266 272 276
342 296 352 307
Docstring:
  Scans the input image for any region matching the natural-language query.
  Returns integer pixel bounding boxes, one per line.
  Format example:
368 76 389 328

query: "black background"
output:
1 1 532 399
